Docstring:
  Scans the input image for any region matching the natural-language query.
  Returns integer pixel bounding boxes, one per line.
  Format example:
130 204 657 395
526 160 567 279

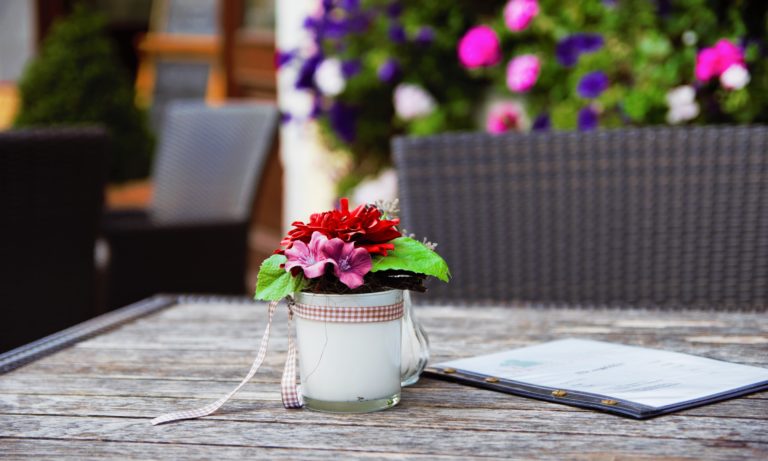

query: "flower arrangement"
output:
255 199 449 300
280 1 768 193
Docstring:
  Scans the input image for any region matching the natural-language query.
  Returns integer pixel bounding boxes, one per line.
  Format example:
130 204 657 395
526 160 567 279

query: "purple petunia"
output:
577 71 609 98
345 14 371 33
340 0 360 11
324 18 353 39
322 238 372 289
341 59 362 78
284 232 331 279
556 33 604 67
276 49 296 69
329 102 356 142
577 106 599 131
303 17 320 32
377 58 401 82
389 24 406 43
532 113 550 131
386 1 403 17
295 54 323 90
415 26 435 45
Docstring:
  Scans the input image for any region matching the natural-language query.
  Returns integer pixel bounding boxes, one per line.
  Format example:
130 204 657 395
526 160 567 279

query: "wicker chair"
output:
393 126 768 311
0 128 108 352
103 101 278 309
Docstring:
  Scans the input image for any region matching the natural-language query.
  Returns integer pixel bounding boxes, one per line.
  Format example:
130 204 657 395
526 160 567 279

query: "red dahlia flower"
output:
278 198 401 256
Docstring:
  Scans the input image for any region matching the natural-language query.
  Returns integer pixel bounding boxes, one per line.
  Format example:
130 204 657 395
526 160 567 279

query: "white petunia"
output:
393 83 436 120
314 58 346 96
665 85 699 124
720 64 750 91
352 169 398 206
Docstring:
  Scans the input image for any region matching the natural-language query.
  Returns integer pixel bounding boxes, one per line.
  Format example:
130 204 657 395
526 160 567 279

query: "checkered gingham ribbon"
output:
151 297 403 425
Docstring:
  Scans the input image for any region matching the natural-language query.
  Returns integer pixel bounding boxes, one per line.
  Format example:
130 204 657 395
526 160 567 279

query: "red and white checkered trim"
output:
281 309 302 408
292 302 404 323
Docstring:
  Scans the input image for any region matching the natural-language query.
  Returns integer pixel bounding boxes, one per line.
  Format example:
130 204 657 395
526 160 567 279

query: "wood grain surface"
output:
1 301 766 460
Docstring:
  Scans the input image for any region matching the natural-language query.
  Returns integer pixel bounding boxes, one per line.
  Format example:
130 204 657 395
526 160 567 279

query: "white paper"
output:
435 339 768 408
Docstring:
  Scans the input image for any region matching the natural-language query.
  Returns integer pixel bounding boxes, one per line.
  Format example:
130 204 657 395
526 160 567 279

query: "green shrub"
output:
14 5 154 183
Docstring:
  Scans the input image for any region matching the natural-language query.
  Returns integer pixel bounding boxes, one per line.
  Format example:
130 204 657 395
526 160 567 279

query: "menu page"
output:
434 339 768 408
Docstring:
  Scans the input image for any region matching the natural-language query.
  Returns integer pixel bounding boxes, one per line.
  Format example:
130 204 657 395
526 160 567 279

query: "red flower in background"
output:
279 198 401 256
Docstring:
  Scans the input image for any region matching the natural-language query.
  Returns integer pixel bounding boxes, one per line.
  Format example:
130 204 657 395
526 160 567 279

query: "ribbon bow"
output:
151 298 301 425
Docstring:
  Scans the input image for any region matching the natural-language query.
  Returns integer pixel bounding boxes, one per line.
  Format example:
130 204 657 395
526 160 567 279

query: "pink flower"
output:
506 54 540 92
504 0 539 32
695 39 744 81
458 26 501 68
322 238 372 289
284 231 330 279
486 102 525 134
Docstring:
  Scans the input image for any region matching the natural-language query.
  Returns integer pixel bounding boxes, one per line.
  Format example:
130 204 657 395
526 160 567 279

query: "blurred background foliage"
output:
283 0 768 194
14 4 155 183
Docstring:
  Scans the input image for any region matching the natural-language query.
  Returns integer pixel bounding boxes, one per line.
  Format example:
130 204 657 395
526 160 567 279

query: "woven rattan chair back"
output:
393 126 768 310
0 128 108 351
150 101 278 224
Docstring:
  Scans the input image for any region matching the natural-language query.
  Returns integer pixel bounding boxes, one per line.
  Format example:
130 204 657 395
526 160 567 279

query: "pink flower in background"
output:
458 26 501 68
486 102 525 134
695 48 719 81
695 39 744 81
506 55 540 92
284 231 330 279
322 238 372 289
504 0 539 32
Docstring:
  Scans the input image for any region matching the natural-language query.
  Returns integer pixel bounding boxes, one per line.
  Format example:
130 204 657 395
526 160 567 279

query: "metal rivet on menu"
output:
601 399 618 406
443 368 456 374
484 377 500 383
551 390 568 397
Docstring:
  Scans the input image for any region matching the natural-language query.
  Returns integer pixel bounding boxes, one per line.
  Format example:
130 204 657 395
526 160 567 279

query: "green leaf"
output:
371 237 450 282
254 254 307 301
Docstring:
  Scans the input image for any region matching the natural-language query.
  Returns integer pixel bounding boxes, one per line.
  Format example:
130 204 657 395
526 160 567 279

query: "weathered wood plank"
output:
1 301 767 459
0 439 468 461
1 414 766 460
66 303 767 365
1 393 766 442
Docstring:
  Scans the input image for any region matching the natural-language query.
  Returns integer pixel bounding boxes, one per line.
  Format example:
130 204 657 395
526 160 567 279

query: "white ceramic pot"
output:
293 290 403 413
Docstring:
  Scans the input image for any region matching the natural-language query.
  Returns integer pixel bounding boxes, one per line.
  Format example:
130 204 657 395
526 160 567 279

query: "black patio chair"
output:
0 127 109 352
102 101 278 309
393 126 768 310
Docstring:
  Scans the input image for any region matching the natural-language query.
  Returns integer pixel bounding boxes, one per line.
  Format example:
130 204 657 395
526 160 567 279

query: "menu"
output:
428 339 768 418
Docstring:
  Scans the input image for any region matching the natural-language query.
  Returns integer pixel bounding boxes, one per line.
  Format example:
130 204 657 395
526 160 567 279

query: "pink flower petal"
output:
308 231 328 255
285 240 309 259
458 26 501 68
321 238 347 261
506 54 540 92
504 0 539 32
347 247 372 273
302 261 330 279
338 270 365 289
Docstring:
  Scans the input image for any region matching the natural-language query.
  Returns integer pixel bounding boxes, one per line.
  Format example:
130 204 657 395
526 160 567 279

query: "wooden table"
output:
1 296 766 459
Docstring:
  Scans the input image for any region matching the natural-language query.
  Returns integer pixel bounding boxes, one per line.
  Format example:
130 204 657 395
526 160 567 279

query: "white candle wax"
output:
294 291 402 403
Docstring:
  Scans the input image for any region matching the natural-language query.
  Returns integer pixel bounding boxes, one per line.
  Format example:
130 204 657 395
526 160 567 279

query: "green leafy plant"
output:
14 4 155 183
